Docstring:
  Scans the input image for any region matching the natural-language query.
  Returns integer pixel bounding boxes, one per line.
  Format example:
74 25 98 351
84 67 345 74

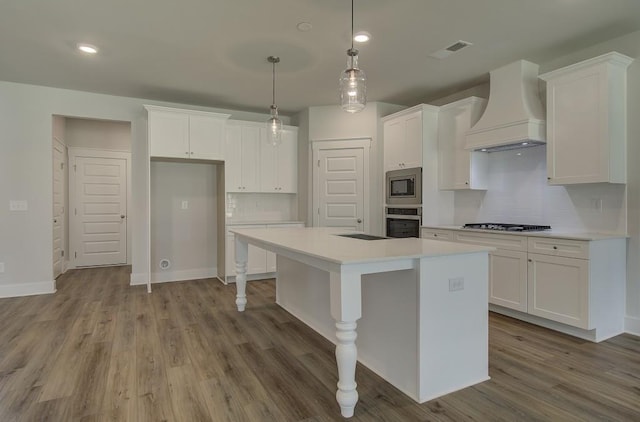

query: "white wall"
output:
65 118 131 151
150 161 218 281
0 80 280 296
299 102 404 235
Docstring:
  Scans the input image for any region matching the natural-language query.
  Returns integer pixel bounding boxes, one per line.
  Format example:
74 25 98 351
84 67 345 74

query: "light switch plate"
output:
9 200 28 211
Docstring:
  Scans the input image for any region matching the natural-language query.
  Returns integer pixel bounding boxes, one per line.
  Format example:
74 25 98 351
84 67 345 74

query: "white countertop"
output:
226 220 305 226
230 227 493 265
422 225 627 241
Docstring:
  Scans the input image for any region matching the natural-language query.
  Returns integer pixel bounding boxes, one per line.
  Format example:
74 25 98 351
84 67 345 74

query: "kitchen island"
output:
230 227 493 418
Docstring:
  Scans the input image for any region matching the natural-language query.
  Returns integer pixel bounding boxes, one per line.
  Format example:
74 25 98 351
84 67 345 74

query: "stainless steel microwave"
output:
385 167 422 205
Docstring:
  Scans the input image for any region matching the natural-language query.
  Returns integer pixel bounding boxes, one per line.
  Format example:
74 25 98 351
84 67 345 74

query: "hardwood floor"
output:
0 266 639 421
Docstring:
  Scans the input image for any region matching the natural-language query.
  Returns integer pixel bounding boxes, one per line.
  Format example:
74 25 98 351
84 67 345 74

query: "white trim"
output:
68 148 131 269
311 138 371 232
130 267 218 285
0 281 56 298
625 316 640 337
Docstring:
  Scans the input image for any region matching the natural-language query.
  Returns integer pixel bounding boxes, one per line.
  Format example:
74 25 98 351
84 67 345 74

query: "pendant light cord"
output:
351 0 354 50
272 60 276 108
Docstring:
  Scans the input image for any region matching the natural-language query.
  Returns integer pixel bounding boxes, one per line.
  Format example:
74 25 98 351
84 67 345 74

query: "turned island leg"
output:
235 237 248 312
330 271 362 418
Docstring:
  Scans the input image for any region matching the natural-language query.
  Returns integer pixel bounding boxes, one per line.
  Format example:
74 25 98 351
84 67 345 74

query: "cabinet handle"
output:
547 177 551 181
465 181 469 185
553 246 558 250
528 259 532 262
433 234 438 237
190 152 194 155
185 152 189 155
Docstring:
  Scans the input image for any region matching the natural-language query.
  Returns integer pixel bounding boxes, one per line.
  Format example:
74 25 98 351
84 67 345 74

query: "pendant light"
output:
266 56 283 146
339 0 366 113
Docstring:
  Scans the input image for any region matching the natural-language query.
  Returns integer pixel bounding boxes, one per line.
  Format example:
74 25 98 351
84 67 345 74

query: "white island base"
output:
231 227 491 418
276 255 490 404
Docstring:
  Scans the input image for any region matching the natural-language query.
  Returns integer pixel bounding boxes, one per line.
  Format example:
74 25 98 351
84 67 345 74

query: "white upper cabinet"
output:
383 108 424 171
540 52 633 184
438 97 488 190
145 105 230 160
225 123 261 192
226 121 298 193
260 128 298 193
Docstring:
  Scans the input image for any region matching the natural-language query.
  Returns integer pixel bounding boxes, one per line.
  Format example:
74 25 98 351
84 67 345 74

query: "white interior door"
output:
313 140 370 231
52 138 67 278
72 155 127 267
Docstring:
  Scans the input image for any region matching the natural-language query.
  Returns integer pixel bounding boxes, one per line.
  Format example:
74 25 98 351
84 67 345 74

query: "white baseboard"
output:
130 267 218 286
0 280 56 298
625 316 640 337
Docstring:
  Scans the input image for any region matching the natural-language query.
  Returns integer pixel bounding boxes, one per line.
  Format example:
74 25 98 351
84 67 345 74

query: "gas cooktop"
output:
463 223 551 232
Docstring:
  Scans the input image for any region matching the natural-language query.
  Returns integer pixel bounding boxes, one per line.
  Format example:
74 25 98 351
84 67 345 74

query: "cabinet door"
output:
489 249 528 312
247 246 267 275
437 107 457 190
546 72 607 184
527 253 589 329
225 125 243 192
400 111 423 169
240 126 261 192
189 114 225 160
259 129 278 192
148 110 189 158
384 118 404 171
226 230 267 276
225 233 236 276
438 99 487 190
277 130 298 193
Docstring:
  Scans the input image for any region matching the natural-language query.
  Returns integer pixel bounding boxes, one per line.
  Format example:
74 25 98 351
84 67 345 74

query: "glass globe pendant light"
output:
266 56 283 146
339 0 366 113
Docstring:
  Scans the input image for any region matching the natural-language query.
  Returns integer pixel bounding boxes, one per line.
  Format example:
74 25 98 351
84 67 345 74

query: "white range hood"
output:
465 60 546 152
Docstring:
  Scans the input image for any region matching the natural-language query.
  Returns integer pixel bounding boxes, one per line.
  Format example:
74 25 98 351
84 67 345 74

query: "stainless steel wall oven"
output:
386 206 422 238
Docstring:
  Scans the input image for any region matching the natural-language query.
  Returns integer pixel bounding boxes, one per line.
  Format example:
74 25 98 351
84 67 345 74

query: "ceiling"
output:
1 0 640 115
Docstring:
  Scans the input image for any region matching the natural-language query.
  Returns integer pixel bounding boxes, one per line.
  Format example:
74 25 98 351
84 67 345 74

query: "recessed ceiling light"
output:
296 22 312 32
522 142 529 145
77 43 98 54
354 31 371 43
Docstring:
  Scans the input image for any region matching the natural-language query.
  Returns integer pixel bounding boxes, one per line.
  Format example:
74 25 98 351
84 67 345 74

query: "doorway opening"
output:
52 116 132 284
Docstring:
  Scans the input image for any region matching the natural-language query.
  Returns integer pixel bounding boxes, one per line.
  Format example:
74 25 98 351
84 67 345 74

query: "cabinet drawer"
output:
527 237 589 259
420 228 453 241
453 231 528 252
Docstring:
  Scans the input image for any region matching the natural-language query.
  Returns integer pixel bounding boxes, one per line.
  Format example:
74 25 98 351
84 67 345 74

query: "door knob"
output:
53 219 57 223
120 215 126 219
357 218 362 223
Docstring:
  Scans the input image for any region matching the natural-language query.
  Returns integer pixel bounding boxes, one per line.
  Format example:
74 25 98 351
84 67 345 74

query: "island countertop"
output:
230 226 494 265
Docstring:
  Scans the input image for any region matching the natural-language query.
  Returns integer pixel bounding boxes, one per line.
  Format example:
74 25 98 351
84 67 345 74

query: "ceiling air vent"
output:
428 40 473 59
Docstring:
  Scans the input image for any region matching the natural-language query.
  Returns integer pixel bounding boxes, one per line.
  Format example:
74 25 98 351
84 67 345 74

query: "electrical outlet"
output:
590 198 603 213
449 277 464 292
181 200 189 210
0 263 5 273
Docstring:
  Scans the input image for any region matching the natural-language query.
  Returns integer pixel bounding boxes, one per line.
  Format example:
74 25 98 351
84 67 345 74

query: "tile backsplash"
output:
454 145 626 234
226 193 298 223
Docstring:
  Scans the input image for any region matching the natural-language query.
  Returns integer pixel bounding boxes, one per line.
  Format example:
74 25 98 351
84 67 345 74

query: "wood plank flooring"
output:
0 265 639 421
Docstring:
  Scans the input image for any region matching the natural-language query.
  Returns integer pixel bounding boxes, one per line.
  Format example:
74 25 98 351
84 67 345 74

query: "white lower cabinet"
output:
225 222 304 281
490 249 528 312
527 253 589 329
420 227 626 341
